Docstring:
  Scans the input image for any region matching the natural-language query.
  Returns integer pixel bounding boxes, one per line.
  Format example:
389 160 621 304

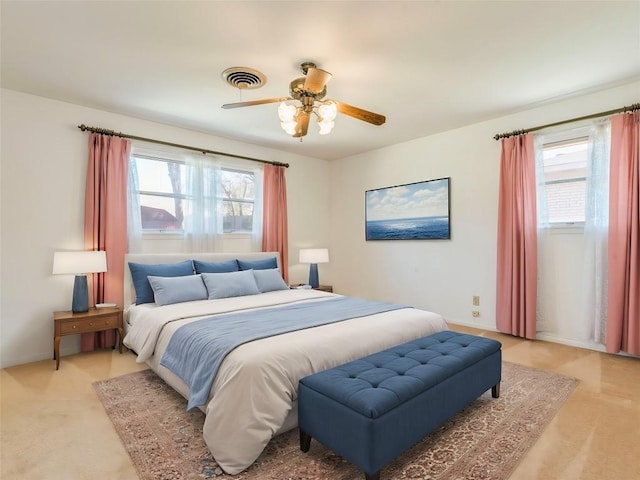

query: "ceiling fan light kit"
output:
278 99 337 136
317 101 338 135
222 62 386 139
278 103 298 135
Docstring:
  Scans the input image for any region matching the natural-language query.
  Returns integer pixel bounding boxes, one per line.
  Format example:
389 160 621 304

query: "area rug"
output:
94 362 578 480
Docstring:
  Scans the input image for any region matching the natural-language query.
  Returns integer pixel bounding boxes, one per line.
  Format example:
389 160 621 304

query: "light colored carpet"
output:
94 361 578 480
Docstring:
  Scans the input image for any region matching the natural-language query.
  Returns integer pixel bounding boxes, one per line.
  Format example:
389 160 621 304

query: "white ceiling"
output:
2 1 639 160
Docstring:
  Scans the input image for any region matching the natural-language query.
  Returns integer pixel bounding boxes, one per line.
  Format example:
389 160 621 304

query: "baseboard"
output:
448 322 638 358
446 319 498 332
449 320 609 353
1 341 82 369
535 333 607 352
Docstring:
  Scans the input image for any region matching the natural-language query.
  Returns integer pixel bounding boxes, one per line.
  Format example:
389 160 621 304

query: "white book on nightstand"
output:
95 303 117 308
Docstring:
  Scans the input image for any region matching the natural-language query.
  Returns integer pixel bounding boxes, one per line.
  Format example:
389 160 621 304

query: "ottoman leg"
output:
492 382 500 398
365 470 381 480
299 429 311 452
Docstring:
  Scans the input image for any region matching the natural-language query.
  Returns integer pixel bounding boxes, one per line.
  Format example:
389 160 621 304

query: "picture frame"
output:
365 177 451 240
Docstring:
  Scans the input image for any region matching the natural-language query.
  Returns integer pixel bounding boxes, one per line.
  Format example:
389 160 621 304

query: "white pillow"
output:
147 274 207 306
202 270 261 299
253 268 289 293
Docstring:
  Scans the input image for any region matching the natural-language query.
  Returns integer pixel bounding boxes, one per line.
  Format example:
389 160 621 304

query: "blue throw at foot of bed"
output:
160 296 410 410
297 330 502 480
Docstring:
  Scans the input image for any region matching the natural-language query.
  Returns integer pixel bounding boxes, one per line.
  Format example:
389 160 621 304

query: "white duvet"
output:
124 289 448 475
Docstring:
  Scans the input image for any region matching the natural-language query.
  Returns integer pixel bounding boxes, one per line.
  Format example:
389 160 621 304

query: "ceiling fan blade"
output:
293 112 310 138
335 101 386 126
222 97 290 109
304 67 332 94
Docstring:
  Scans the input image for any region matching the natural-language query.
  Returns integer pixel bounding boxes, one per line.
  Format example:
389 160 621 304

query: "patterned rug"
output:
94 362 578 480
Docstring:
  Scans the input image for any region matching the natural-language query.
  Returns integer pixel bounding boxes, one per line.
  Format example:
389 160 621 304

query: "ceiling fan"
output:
221 62 386 138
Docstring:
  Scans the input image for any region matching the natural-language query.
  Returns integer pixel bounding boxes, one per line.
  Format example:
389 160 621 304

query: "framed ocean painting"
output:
365 177 451 240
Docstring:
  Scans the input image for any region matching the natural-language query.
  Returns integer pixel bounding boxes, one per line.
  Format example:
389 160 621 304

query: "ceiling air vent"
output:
222 67 266 89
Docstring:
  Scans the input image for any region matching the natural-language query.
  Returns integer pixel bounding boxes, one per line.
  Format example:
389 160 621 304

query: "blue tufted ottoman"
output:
298 330 502 480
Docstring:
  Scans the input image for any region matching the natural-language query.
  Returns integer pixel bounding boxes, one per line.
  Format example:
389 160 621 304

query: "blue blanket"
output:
160 297 409 410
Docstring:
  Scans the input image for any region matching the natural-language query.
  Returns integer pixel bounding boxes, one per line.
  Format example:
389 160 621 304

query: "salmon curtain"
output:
82 133 131 351
262 165 289 283
606 110 640 354
496 134 538 339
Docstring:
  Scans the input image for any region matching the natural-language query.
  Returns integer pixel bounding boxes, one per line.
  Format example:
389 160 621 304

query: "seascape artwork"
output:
365 177 451 240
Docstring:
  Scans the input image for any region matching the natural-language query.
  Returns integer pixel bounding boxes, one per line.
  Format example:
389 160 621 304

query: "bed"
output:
122 252 448 475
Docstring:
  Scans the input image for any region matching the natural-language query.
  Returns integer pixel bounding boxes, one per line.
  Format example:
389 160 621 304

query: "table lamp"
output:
299 248 329 289
53 251 107 313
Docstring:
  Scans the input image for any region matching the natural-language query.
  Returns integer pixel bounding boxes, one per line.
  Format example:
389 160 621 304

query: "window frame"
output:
537 131 590 229
217 166 258 235
132 153 187 234
130 150 258 238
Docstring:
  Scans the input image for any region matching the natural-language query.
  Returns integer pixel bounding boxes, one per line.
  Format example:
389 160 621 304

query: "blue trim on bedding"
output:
160 297 409 410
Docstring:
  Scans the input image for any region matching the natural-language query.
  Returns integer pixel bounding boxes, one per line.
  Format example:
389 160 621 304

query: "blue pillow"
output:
128 260 194 304
193 259 239 274
201 270 260 300
237 257 278 271
253 269 289 293
147 274 208 306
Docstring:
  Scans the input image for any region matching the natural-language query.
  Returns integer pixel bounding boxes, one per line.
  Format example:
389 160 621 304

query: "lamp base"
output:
72 275 89 313
308 263 319 289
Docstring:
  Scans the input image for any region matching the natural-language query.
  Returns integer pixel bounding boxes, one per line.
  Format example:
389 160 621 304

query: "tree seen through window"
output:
133 155 255 233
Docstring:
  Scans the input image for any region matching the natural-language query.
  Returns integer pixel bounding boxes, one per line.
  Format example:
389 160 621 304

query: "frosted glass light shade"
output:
318 101 337 121
53 251 107 274
299 248 329 264
318 120 334 135
278 102 297 122
281 121 298 135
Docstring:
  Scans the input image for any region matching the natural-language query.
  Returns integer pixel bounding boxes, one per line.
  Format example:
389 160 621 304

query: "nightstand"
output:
53 307 124 370
315 285 333 293
291 284 334 293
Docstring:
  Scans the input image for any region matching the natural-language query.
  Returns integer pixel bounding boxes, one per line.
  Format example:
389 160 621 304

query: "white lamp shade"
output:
299 248 329 264
52 251 107 275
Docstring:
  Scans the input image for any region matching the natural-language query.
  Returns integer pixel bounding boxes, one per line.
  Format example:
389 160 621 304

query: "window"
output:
131 153 257 234
539 136 589 224
135 156 186 230
219 168 256 233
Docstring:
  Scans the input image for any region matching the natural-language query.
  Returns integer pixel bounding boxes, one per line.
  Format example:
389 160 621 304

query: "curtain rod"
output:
77 124 289 168
493 102 640 140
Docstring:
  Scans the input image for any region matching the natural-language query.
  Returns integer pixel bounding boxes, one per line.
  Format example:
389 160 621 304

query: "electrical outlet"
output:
473 295 480 306
472 311 480 318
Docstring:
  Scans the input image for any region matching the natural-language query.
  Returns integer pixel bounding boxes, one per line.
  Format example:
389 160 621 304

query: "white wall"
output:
329 82 640 344
2 82 637 367
0 89 331 368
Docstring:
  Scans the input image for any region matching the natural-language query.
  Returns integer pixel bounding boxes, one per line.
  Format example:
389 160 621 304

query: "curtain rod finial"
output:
625 103 640 112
